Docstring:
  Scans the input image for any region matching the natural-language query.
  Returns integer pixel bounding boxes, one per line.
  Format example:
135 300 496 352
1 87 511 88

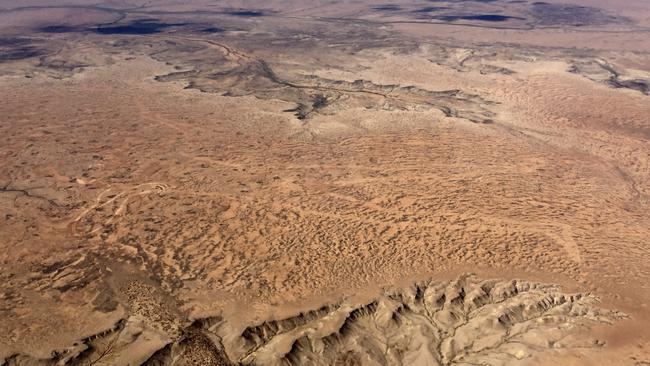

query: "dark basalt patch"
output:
283 94 329 120
0 47 45 63
414 6 447 13
0 37 32 47
530 3 625 26
312 94 328 109
608 79 649 95
38 58 90 73
201 27 226 33
92 19 187 35
373 4 402 11
39 25 78 33
283 104 309 120
435 14 522 22
224 9 265 17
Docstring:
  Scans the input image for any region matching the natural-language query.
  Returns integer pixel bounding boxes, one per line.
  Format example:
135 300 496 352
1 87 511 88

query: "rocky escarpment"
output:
1 274 626 366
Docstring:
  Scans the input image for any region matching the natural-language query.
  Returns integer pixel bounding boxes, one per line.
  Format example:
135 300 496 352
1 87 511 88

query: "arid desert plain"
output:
1 0 650 365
